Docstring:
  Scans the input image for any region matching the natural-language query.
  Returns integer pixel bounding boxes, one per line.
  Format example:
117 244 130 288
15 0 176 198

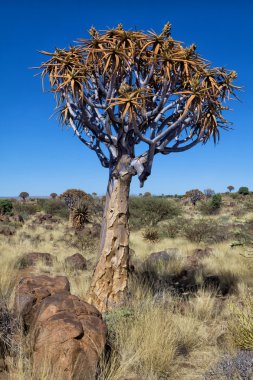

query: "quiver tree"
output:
60 189 90 225
19 192 29 202
227 185 234 193
39 23 238 312
185 189 205 206
204 188 215 198
50 192 58 199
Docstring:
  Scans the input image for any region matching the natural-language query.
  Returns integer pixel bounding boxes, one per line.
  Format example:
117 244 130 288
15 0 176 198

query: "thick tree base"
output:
88 172 131 313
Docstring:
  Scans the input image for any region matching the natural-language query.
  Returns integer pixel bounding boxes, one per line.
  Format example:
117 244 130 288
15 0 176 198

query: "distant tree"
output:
238 186 249 196
60 189 90 225
204 188 215 197
227 185 234 193
39 23 238 312
92 192 97 197
143 192 152 197
50 192 58 199
185 189 205 206
139 193 142 197
19 192 29 202
0 199 13 215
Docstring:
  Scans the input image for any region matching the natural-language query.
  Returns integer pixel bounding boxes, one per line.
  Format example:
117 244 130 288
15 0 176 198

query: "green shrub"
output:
12 202 38 219
198 194 222 215
0 199 13 215
210 193 222 209
129 196 181 229
238 186 249 195
37 199 68 219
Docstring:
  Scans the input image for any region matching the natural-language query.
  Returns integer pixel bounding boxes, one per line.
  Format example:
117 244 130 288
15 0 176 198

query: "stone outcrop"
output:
15 275 106 380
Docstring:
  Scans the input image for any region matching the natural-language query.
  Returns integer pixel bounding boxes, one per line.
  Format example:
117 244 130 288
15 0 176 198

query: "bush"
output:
0 199 13 215
238 187 249 196
142 227 160 242
37 199 68 219
183 219 229 243
129 196 181 229
160 217 187 239
198 194 222 215
12 202 38 219
211 193 222 209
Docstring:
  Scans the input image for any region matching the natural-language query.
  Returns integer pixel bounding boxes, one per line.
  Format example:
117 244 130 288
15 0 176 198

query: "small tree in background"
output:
143 192 152 197
72 199 90 230
185 189 205 206
227 185 234 193
210 193 222 210
238 187 249 196
19 192 29 202
60 189 90 225
40 23 238 311
50 192 58 199
204 188 215 197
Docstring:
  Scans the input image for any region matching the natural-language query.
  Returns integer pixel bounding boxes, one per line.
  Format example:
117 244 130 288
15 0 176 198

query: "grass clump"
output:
229 291 253 350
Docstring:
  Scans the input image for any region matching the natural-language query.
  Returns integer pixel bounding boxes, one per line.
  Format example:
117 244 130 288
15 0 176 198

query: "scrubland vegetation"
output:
1 190 253 379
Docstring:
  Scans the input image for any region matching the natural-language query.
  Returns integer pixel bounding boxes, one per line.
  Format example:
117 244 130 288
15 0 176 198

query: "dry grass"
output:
100 282 223 380
1 196 253 379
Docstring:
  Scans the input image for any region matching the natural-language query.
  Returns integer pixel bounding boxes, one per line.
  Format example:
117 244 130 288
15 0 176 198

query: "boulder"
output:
14 275 106 380
187 247 213 269
0 226 15 236
31 293 106 379
14 275 70 329
144 249 178 267
65 253 87 271
17 252 53 268
34 214 57 224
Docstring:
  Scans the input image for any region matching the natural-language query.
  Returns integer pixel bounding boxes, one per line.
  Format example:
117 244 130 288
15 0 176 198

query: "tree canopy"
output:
39 23 239 187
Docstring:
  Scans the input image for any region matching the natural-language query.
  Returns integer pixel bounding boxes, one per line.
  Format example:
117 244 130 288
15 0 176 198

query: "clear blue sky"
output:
1 0 252 196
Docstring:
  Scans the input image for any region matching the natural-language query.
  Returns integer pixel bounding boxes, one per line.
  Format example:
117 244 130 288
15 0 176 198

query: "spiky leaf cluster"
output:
39 23 239 186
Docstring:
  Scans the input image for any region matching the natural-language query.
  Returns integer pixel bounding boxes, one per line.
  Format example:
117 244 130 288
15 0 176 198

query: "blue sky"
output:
1 0 252 196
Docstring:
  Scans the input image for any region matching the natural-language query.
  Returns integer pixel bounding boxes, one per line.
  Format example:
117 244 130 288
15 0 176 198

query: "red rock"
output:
17 252 53 268
14 275 106 380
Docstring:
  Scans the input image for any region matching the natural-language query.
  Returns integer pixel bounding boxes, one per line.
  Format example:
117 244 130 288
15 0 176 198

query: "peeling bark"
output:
89 156 132 312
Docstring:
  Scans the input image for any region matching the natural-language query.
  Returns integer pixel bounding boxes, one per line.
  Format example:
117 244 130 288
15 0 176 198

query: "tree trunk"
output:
88 157 132 312
69 208 74 227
